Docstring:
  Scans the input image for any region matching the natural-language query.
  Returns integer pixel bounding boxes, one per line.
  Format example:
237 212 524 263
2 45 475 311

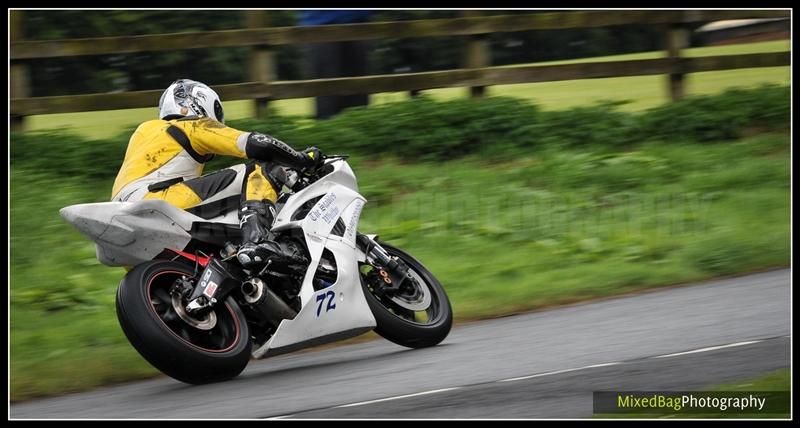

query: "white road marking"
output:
267 414 295 419
327 363 624 410
498 362 622 383
652 340 763 359
584 362 623 369
305 337 777 415
496 338 770 383
335 388 462 408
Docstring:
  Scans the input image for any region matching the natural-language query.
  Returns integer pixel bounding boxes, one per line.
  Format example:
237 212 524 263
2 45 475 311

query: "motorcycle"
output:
60 155 452 384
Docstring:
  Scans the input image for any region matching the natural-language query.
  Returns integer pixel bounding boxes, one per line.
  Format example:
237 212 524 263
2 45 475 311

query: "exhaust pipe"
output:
241 280 260 297
241 278 297 326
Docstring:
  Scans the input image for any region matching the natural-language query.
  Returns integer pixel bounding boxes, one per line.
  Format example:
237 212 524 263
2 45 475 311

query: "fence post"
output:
10 10 30 132
245 10 275 118
462 11 490 98
665 21 689 102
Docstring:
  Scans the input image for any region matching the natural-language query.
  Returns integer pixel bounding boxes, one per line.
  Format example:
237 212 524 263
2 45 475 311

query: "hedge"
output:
10 84 789 179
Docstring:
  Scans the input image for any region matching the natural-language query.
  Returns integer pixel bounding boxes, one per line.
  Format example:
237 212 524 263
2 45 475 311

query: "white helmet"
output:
158 79 225 123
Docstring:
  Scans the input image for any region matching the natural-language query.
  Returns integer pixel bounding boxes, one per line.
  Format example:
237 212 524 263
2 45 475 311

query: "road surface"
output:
11 269 791 419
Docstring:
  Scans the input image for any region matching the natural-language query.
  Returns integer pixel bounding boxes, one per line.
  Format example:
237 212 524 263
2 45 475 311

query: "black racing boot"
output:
236 200 305 271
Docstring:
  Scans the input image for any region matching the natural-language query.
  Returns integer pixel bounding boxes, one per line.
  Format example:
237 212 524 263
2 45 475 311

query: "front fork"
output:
356 233 415 295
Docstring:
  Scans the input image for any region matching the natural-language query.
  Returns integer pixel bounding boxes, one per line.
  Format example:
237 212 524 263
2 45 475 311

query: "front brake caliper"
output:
371 257 416 297
358 234 415 295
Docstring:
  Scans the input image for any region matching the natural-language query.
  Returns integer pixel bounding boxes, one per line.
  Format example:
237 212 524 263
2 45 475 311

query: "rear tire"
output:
116 260 251 384
361 242 453 348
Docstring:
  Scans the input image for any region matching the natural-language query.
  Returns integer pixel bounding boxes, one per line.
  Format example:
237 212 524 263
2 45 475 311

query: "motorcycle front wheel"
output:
360 241 453 348
116 260 251 384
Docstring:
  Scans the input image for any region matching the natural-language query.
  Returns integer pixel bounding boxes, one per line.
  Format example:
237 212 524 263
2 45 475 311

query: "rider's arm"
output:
242 132 317 169
173 117 316 169
171 117 248 158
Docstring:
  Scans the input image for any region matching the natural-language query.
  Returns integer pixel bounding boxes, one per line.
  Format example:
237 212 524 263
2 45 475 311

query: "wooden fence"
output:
9 9 791 131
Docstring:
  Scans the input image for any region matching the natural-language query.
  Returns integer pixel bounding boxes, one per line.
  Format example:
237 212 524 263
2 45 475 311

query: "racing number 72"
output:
316 290 337 316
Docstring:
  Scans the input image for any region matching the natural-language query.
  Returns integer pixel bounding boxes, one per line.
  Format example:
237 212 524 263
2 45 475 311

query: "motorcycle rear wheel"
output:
116 260 251 384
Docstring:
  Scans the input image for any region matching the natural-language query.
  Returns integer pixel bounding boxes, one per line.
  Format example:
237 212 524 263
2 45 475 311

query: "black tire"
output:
116 260 251 384
361 241 453 348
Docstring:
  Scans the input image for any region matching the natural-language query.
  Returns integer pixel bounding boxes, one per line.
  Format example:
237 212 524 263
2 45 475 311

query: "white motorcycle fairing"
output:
60 159 377 359
254 160 376 358
60 199 202 267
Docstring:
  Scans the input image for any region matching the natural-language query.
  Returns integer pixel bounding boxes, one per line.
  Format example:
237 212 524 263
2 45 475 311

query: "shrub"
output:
636 84 790 142
10 85 789 179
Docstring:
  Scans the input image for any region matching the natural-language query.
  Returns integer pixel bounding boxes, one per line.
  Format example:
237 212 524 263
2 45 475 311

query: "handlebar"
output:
284 154 349 192
322 154 349 162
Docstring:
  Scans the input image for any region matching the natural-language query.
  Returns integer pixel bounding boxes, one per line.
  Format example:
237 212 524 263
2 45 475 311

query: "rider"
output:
111 78 323 269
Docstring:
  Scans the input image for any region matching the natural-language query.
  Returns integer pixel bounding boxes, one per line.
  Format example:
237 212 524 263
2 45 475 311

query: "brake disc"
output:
389 269 432 311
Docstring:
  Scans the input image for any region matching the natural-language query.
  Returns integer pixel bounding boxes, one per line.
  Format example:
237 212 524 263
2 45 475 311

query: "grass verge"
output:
10 132 789 401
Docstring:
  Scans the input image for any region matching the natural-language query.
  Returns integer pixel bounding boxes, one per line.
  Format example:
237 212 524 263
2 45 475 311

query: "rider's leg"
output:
237 161 279 251
236 162 306 269
142 167 241 210
140 162 301 269
142 182 203 209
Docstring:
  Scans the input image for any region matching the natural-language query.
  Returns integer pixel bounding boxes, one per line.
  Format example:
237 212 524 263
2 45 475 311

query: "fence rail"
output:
9 9 791 130
10 10 789 59
11 51 789 116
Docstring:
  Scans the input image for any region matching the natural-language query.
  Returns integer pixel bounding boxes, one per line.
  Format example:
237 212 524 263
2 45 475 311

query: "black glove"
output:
302 147 325 171
245 132 312 169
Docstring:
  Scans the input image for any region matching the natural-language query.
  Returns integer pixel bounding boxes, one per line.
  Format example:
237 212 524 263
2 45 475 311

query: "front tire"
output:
116 260 251 384
361 242 453 348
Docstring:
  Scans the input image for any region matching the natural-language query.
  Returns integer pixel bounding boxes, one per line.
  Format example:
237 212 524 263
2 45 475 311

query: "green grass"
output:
10 131 790 401
705 369 791 419
595 368 791 419
26 40 789 140
713 368 791 392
